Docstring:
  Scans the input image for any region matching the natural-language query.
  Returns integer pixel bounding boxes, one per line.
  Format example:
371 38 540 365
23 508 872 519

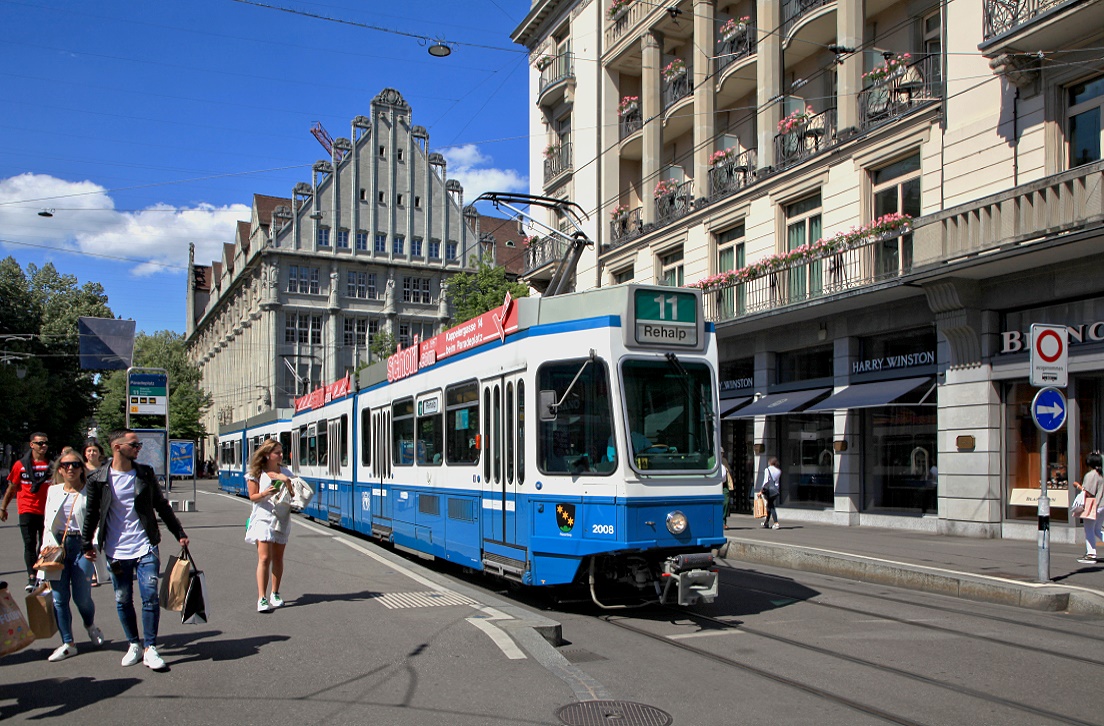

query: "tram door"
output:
481 372 525 546
324 416 347 525
371 406 392 523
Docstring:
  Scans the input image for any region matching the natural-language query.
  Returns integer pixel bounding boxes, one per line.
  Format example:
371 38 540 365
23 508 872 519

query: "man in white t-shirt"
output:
82 429 189 671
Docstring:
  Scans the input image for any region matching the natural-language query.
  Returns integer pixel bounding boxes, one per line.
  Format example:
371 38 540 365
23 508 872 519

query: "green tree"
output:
0 258 113 451
95 331 212 440
445 259 530 324
369 331 397 363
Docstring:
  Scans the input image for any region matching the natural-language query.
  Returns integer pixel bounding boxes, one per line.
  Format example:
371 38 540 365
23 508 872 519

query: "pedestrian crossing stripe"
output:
371 591 477 609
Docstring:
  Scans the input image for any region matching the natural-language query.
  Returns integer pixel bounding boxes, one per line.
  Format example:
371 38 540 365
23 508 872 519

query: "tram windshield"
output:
621 359 716 472
537 358 615 476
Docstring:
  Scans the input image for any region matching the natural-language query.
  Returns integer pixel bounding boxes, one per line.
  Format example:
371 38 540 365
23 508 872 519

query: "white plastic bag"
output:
290 477 314 510
1071 490 1086 518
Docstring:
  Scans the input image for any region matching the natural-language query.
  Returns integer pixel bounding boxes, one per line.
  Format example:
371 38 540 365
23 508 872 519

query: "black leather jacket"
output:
81 463 187 556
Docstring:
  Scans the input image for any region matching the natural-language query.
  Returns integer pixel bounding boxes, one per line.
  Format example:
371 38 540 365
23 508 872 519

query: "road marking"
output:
466 616 527 660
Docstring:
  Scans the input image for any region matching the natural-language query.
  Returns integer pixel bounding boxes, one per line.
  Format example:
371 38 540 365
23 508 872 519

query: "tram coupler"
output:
659 553 718 606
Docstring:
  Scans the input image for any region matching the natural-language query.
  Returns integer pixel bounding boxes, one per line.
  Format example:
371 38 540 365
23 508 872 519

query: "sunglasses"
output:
31 441 49 447
123 441 143 449
58 461 83 470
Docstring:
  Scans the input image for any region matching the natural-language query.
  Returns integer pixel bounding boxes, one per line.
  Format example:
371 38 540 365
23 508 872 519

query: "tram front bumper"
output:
659 552 718 606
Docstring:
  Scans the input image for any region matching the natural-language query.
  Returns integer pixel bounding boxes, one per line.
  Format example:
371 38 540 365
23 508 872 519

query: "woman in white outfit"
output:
244 439 294 612
1074 451 1103 564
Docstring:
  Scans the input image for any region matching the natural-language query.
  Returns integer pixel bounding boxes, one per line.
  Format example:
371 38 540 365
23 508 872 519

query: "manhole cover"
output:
556 700 673 726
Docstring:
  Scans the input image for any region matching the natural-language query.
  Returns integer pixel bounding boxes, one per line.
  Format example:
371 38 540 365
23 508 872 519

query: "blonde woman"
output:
38 448 105 661
245 439 293 612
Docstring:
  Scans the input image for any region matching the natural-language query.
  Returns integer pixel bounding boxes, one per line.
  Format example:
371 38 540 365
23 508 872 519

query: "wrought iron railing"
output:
773 108 836 170
609 207 644 248
701 228 913 322
715 23 756 74
605 0 651 47
538 53 575 97
708 148 758 201
543 141 573 185
858 55 941 131
983 0 1072 39
523 235 570 275
781 0 833 37
662 63 693 110
655 180 695 226
620 107 643 140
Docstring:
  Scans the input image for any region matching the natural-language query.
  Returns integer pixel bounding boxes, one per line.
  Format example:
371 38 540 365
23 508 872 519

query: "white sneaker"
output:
121 642 143 667
258 597 272 612
772 523 780 529
270 592 284 608
86 625 105 647
143 645 166 670
48 643 76 662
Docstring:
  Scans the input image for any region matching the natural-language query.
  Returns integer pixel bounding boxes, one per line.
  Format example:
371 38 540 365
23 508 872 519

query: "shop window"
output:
715 225 745 317
785 194 822 301
862 406 938 514
776 345 832 385
871 153 921 278
1069 76 1104 168
1005 381 1076 521
659 247 684 287
774 414 835 508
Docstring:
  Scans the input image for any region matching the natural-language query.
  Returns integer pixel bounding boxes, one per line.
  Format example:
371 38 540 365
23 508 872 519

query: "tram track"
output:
598 604 1099 726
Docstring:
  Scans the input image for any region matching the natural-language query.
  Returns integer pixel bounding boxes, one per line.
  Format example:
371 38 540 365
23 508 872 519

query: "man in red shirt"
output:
1 432 53 592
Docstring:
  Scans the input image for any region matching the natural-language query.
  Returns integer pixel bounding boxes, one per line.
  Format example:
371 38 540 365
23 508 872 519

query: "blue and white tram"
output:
300 283 725 606
218 410 292 497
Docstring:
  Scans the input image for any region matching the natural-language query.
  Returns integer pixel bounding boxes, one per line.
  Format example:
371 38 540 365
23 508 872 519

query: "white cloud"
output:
439 144 528 202
0 173 248 277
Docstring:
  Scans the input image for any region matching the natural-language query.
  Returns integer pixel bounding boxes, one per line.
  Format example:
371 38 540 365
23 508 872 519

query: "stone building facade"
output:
513 1 1104 541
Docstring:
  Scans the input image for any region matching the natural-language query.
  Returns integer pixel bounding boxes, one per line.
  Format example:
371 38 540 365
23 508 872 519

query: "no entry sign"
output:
1030 324 1067 388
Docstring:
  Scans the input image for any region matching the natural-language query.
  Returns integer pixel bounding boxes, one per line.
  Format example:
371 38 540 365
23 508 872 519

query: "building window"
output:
396 194 404 207
658 248 684 287
397 148 404 162
871 154 921 278
1069 76 1104 168
411 237 423 257
377 190 386 204
317 227 330 247
375 234 387 254
343 317 370 347
346 271 377 299
393 236 405 256
414 196 422 208
785 193 822 300
379 145 386 157
613 266 634 284
336 229 349 249
398 320 434 348
287 266 320 294
446 241 458 260
923 10 941 84
359 188 366 201
285 313 323 345
310 315 322 345
355 231 368 251
403 276 432 304
716 225 745 317
428 240 441 259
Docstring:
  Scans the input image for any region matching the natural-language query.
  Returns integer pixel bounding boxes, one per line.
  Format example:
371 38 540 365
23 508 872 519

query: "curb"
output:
722 538 1104 617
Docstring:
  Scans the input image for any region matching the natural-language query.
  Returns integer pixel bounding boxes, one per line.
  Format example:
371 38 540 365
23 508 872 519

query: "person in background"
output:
1074 451 1104 565
37 448 105 662
245 439 294 613
82 439 106 587
720 449 734 526
1 433 53 592
82 429 189 671
758 456 782 530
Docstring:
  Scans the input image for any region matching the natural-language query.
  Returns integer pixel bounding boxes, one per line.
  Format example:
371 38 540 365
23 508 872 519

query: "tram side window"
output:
393 398 416 466
360 409 372 467
298 427 308 467
518 380 525 485
279 432 292 465
336 415 348 467
537 359 614 476
417 401 442 465
317 424 328 467
445 381 479 465
234 440 242 467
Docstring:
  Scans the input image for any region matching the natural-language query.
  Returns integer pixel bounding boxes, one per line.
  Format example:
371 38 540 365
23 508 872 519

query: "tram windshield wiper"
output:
539 349 596 421
665 352 715 427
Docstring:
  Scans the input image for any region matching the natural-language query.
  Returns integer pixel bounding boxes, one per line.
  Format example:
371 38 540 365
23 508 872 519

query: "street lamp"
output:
428 39 452 57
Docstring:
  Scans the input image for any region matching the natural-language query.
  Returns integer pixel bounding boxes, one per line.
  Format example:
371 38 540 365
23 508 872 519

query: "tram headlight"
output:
665 510 688 535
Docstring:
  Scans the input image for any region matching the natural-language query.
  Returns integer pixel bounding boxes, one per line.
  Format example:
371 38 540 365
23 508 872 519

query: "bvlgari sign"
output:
1000 322 1104 354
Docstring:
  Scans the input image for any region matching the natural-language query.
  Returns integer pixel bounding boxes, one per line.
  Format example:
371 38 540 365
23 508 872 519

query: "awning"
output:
729 388 832 417
719 397 752 419
805 377 934 413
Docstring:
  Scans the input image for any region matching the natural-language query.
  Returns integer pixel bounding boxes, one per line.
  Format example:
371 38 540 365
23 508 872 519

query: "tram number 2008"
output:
591 523 615 535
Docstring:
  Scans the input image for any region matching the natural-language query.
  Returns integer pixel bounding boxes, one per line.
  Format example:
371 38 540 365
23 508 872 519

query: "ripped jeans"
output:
108 547 161 648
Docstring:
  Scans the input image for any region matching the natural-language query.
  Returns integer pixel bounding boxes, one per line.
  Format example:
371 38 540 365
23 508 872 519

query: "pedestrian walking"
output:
1074 450 1103 564
1 433 53 592
37 447 105 662
758 456 782 530
720 450 734 526
245 439 293 613
81 429 189 671
82 439 106 587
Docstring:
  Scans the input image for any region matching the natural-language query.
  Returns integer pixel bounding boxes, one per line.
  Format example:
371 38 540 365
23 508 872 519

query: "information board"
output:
632 289 700 348
170 440 195 477
129 371 168 415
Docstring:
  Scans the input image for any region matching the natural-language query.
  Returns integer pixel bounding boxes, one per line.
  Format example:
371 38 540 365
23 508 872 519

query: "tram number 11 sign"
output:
632 289 700 349
1030 324 1067 388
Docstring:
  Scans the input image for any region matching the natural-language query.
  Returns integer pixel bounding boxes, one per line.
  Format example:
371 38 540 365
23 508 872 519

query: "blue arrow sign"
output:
1032 387 1066 433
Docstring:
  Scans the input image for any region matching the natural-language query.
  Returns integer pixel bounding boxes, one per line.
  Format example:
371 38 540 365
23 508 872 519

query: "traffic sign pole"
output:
1030 386 1066 583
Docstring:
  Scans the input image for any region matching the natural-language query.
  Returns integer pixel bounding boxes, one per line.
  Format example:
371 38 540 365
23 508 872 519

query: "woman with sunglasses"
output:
37 447 105 662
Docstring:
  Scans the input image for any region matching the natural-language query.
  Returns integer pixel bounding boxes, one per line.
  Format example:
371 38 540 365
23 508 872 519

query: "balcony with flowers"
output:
605 0 648 48
708 147 758 201
774 102 836 170
716 16 756 75
618 95 643 141
691 214 913 321
654 178 694 226
608 203 644 248
538 51 576 108
662 57 693 119
543 140 573 186
858 53 941 131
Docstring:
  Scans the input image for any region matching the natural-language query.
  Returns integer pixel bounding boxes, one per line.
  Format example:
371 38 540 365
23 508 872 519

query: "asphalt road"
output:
3 480 1103 725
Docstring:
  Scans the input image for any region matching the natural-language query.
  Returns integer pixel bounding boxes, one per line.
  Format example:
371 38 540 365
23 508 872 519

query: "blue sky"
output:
0 0 531 334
